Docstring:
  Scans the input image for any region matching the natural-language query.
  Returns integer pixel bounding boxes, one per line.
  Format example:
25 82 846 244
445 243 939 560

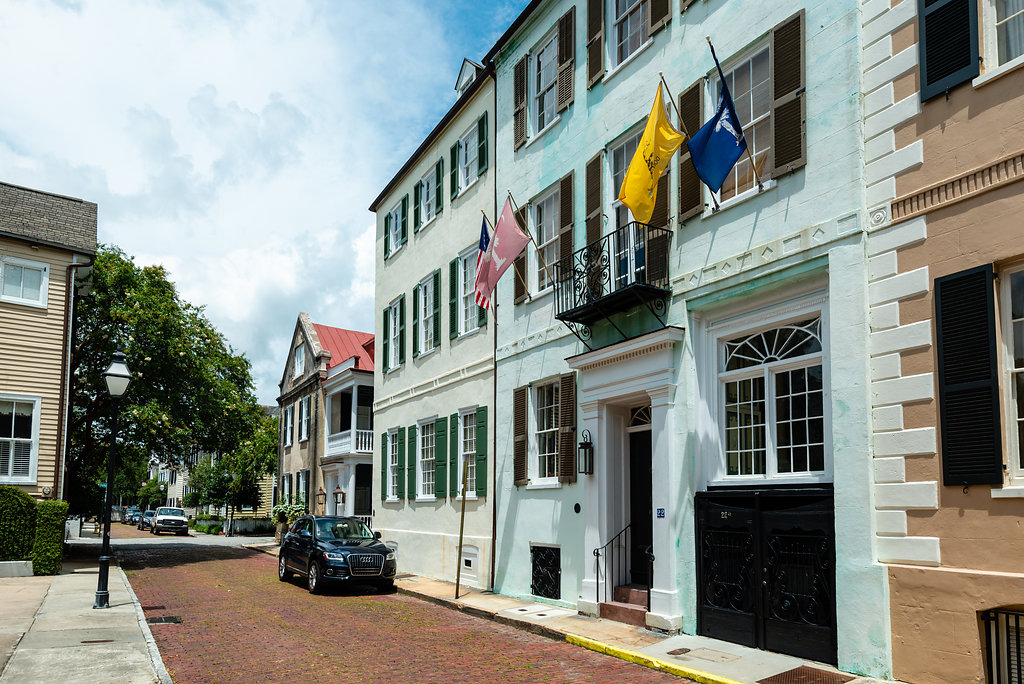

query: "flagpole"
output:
657 73 689 138
706 36 764 192
506 191 558 291
481 208 531 302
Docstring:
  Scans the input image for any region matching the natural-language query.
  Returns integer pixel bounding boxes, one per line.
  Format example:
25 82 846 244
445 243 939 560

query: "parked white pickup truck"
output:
152 507 189 536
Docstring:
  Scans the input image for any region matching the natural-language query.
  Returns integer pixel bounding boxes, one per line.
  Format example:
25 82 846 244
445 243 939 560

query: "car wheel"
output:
153 528 159 535
307 561 322 594
278 555 291 582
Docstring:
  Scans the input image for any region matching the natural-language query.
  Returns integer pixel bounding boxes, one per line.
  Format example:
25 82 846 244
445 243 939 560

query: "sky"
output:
0 0 527 404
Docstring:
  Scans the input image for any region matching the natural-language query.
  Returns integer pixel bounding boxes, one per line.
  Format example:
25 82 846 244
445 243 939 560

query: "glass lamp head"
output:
102 351 132 398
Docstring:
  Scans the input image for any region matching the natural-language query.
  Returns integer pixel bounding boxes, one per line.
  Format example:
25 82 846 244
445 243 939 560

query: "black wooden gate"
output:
696 487 837 665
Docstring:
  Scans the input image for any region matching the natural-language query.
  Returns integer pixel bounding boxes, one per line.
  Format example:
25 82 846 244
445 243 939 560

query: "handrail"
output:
593 523 654 610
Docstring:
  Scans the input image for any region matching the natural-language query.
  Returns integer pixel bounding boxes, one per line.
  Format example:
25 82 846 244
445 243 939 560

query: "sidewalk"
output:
0 560 169 684
245 541 893 684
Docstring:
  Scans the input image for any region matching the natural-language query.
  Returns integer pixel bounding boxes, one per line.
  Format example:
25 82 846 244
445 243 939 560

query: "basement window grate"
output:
530 545 561 600
984 609 1024 684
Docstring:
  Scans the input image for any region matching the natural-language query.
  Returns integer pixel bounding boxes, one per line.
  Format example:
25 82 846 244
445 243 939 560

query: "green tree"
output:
137 478 169 510
66 245 263 516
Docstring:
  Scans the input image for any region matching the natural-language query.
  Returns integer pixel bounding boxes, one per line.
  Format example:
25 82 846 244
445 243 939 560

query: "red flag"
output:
475 197 530 307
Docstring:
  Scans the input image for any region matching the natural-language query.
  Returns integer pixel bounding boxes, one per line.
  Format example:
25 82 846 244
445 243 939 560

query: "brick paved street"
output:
120 544 688 683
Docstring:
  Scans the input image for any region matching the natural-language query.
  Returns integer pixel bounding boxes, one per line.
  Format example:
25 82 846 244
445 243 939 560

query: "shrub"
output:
32 500 69 575
271 503 305 525
0 485 37 561
193 523 222 535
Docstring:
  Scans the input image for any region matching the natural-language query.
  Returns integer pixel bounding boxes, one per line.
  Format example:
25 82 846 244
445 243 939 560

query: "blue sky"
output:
0 0 528 403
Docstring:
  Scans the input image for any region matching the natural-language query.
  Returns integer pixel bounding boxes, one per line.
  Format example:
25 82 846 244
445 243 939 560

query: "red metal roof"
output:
312 324 374 372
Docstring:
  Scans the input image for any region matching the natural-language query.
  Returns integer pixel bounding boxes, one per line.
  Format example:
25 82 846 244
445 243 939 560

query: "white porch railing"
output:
326 429 375 456
354 430 373 453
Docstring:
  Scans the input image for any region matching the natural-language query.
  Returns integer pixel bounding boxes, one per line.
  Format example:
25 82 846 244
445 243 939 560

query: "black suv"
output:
278 516 396 594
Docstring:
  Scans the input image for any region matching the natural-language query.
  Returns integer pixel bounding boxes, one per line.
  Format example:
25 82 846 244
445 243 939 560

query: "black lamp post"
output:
94 351 131 609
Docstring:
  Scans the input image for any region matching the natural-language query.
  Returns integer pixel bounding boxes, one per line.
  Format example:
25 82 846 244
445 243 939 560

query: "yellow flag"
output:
617 84 685 224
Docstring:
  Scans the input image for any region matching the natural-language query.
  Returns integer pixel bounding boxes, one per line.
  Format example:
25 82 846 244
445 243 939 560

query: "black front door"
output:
696 487 837 665
629 431 652 585
354 464 372 516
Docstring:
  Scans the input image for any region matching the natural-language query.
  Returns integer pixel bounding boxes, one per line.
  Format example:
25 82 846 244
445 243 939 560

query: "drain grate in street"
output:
141 605 166 610
147 616 183 624
757 666 855 684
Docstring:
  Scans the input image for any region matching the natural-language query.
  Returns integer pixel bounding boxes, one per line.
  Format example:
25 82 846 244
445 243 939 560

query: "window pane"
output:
13 403 32 439
3 265 22 298
778 447 791 473
998 8 1024 64
1011 271 1024 319
0 402 12 438
21 268 42 301
1015 321 1024 368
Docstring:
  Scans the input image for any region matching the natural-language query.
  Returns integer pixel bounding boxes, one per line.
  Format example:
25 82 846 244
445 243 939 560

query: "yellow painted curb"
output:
565 633 748 684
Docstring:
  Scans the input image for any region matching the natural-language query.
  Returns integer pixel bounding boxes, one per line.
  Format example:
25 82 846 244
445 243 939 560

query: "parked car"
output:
137 510 156 530
151 507 189 536
278 516 396 595
130 510 143 525
123 506 140 524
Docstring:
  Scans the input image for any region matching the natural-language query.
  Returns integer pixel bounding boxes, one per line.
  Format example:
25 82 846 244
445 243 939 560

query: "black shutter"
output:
477 113 488 174
514 55 529 150
513 386 528 486
919 0 980 101
383 213 391 257
449 258 459 338
935 264 1003 486
557 7 575 112
413 182 422 232
649 0 670 35
435 158 444 214
587 0 605 88
450 143 460 199
770 10 807 179
558 373 577 484
678 80 703 221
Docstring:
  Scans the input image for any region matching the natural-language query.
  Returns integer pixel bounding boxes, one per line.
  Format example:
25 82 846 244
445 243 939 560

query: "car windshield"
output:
157 508 184 517
144 511 154 517
315 519 373 540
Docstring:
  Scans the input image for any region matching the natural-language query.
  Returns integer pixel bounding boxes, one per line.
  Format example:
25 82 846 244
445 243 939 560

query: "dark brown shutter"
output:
919 0 980 101
558 171 575 280
513 386 528 486
935 264 1003 486
514 205 529 304
586 0 605 88
557 373 577 484
557 7 575 112
514 55 529 150
678 80 704 222
584 152 602 244
770 10 807 179
649 0 670 35
649 171 670 228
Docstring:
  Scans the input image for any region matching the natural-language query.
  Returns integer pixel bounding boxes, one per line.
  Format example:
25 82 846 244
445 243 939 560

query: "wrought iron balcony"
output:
553 221 671 343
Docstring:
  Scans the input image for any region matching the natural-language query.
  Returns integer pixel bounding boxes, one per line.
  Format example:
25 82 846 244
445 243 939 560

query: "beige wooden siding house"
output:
0 181 97 500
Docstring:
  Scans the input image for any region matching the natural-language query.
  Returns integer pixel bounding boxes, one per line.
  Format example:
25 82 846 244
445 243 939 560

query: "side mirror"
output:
373 531 382 540
299 529 311 538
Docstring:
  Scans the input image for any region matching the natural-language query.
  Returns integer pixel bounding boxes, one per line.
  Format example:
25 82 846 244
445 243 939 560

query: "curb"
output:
120 565 173 684
566 633 746 684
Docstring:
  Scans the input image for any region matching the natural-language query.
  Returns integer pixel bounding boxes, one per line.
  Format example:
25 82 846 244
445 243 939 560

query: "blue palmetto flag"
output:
686 42 748 194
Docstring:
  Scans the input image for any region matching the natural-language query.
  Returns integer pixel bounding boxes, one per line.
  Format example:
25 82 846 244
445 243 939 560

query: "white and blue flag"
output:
686 42 748 194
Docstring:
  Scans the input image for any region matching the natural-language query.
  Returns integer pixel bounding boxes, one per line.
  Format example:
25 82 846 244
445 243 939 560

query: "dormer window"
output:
455 58 483 97
294 345 304 378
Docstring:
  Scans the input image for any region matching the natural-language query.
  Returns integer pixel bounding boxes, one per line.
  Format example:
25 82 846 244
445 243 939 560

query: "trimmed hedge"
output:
193 523 222 535
0 485 37 561
32 500 68 575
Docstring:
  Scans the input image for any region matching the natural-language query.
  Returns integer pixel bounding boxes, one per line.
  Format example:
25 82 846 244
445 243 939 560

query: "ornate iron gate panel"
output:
531 545 561 600
696 488 837 665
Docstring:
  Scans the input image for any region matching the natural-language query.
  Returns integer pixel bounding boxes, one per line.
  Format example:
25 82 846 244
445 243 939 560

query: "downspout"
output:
57 255 95 502
489 70 499 592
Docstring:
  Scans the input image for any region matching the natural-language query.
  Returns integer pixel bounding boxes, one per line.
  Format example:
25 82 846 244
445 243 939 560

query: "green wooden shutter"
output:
398 295 406 365
449 413 459 497
513 386 528 486
477 113 488 175
435 158 444 214
382 307 390 372
396 427 406 499
407 424 418 498
935 264 1003 485
384 213 391 257
412 285 420 358
435 417 447 498
919 0 980 101
400 194 409 243
413 182 422 232
450 143 460 199
475 407 488 496
380 432 388 500
432 269 441 348
449 258 459 339
770 10 807 179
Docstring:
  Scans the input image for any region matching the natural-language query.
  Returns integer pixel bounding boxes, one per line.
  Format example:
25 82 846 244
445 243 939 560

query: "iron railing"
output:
593 524 652 610
553 221 672 327
984 609 1024 683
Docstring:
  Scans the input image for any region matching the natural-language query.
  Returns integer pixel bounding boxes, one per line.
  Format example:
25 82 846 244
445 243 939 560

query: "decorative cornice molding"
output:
891 148 1024 224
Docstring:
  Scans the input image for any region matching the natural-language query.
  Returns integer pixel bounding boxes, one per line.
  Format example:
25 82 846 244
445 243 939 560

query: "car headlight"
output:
386 551 396 561
323 552 346 561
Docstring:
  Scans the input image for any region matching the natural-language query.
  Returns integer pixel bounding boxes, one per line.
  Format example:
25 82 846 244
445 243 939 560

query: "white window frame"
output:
419 169 437 227
458 408 478 499
387 201 403 257
299 396 311 442
533 28 559 136
388 297 402 371
417 418 436 500
293 345 304 378
532 186 560 292
418 274 435 354
532 381 560 485
698 294 832 487
456 248 480 337
387 429 400 501
610 125 644 230
983 0 1024 71
613 0 648 67
0 256 49 309
1000 263 1024 483
0 393 40 484
283 404 294 447
459 126 480 192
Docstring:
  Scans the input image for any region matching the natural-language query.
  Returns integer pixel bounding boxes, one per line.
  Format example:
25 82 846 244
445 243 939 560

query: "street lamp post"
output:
94 351 131 610
226 473 238 537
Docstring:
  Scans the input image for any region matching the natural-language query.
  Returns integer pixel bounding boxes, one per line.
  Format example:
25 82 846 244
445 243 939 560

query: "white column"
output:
578 399 601 617
350 387 358 447
345 465 356 517
646 384 682 632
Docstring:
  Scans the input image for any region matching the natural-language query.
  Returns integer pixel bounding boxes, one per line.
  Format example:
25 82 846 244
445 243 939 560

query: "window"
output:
169 470 177 485
716 316 827 480
610 128 648 290
419 170 436 226
453 248 480 337
418 420 435 498
1002 266 1024 477
299 396 311 442
283 404 294 447
533 188 559 291
418 274 435 353
388 429 400 499
614 0 647 66
0 395 38 482
293 345 304 378
611 127 644 229
388 298 402 370
714 45 771 202
459 409 477 496
995 0 1024 64
535 30 558 132
535 382 560 480
459 126 479 189
387 202 403 256
0 257 48 308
